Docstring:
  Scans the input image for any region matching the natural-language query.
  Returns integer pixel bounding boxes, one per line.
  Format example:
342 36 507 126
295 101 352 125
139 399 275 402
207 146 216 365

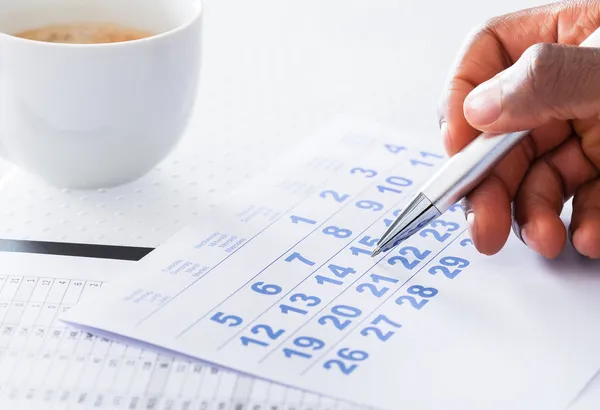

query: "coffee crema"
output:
14 22 153 44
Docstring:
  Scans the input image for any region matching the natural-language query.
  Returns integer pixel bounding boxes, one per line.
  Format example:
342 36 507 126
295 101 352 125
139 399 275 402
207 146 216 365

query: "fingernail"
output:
520 225 540 254
439 119 447 133
464 79 503 126
571 229 594 259
466 210 476 241
460 197 471 216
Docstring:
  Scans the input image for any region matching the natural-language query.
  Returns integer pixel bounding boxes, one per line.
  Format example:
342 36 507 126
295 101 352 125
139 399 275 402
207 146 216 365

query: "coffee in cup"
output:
14 22 153 44
0 0 202 189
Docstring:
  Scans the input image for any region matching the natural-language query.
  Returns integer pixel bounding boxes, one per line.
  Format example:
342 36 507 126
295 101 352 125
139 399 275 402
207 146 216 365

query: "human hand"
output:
438 0 600 259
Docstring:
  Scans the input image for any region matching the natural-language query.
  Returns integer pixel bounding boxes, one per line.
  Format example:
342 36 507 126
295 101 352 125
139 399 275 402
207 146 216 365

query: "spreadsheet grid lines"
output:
2 277 72 400
27 279 64 393
0 271 325 409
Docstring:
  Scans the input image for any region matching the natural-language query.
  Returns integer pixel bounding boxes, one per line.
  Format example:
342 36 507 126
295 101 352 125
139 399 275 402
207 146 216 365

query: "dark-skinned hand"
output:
438 0 600 259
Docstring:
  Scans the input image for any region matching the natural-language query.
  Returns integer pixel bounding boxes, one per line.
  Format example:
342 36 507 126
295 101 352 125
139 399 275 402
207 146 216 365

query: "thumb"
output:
463 43 600 132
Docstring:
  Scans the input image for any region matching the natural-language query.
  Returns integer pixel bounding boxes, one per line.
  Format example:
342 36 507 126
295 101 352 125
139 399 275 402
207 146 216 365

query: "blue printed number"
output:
410 151 444 167
315 264 356 286
322 226 352 239
210 312 242 327
360 314 401 342
385 144 405 154
395 285 438 310
428 256 470 279
419 219 460 242
448 203 463 213
318 305 361 330
377 176 412 195
251 281 282 296
290 215 317 225
359 236 378 247
280 293 321 315
356 273 399 298
328 264 356 278
285 252 315 266
283 336 325 359
349 246 371 256
323 347 369 375
320 190 349 203
315 275 343 286
388 246 431 269
240 324 284 347
355 200 383 212
350 167 377 178
350 236 378 257
461 238 474 247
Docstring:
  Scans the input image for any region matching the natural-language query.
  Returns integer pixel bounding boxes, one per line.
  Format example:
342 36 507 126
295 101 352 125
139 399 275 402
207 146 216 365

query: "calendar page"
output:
63 119 600 410
0 251 364 410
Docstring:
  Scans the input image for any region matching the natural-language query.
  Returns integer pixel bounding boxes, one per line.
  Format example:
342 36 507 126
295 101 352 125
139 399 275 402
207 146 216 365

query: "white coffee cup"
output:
0 0 202 189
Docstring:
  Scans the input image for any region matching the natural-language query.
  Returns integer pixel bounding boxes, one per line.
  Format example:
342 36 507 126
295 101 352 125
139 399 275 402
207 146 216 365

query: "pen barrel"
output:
421 130 530 211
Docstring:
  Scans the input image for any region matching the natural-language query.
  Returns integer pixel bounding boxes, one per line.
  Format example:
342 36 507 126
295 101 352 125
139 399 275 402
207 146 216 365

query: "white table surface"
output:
2 0 599 407
0 0 547 247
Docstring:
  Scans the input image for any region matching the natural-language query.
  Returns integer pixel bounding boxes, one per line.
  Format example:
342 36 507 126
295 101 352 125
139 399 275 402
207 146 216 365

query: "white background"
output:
0 0 545 247
2 0 599 407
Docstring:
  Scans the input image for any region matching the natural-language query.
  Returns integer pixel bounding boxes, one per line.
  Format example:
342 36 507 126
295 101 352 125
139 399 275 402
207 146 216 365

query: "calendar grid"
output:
219 190 413 352
134 139 382 331
60 129 465 409
262 220 465 369
299 228 467 375
179 162 417 341
0 195 381 405
4 120 599 409
135 192 314 329
2 121 454 409
168 149 451 370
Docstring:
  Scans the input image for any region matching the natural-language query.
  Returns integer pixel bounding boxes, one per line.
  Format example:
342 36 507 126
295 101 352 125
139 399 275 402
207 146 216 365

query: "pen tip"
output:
371 247 382 258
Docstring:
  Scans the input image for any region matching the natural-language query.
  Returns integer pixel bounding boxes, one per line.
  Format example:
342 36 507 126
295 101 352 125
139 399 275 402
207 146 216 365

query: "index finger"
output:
437 27 506 155
437 3 564 155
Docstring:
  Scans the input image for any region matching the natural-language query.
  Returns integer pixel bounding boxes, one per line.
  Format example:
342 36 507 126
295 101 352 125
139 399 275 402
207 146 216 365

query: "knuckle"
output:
522 43 564 104
524 43 560 87
436 15 509 128
574 178 600 210
436 18 502 95
521 43 600 117
467 22 491 40
582 133 600 169
465 19 502 47
480 16 502 32
479 15 512 41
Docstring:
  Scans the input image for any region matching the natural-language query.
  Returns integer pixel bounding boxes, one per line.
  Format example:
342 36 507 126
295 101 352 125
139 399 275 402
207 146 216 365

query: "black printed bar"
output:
0 239 154 261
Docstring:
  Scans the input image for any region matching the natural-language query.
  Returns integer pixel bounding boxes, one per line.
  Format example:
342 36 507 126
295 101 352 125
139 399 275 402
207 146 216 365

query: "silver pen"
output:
371 130 529 257
371 27 600 258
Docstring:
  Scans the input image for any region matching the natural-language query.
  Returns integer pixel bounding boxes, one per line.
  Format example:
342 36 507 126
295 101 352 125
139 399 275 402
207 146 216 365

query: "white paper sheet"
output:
570 370 600 410
0 251 364 410
63 119 600 410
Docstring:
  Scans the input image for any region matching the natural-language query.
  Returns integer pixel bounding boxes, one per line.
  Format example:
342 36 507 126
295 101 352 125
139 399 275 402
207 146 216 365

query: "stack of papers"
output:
2 118 599 409
0 252 345 409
